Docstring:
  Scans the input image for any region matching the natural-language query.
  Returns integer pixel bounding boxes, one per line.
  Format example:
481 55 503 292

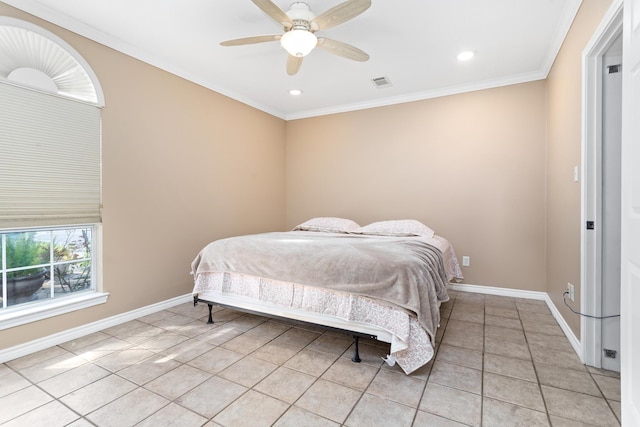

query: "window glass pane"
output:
54 261 91 296
5 231 50 271
3 231 49 307
52 228 92 297
53 228 91 262
6 268 48 307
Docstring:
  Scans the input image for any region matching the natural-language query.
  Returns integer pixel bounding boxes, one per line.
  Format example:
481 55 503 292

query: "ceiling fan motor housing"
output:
286 2 316 30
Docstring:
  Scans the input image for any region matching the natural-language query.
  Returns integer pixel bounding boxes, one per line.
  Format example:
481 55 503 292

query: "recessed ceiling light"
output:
289 89 302 96
457 50 475 61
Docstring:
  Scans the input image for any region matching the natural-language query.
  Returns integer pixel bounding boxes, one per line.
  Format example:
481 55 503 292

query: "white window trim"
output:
0 291 109 331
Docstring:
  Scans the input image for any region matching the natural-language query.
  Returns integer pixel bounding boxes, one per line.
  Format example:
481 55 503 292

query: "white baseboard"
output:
448 283 582 361
544 293 582 359
0 293 193 364
448 282 547 300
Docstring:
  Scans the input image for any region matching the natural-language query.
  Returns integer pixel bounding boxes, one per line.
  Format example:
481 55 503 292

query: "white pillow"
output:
352 219 435 238
292 217 361 233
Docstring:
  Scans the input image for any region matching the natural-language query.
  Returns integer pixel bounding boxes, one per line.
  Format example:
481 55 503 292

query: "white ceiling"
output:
3 0 582 120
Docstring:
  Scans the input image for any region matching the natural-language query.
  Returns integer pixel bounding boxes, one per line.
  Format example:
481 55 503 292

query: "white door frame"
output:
620 0 640 422
581 0 623 367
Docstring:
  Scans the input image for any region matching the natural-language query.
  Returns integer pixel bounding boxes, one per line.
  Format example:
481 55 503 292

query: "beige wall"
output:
546 0 614 336
0 3 286 348
286 81 548 290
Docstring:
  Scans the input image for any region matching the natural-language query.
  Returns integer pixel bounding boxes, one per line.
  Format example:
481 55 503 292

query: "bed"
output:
191 218 463 374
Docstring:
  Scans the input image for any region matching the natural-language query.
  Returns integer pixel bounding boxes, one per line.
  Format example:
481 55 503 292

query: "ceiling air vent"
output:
372 76 392 88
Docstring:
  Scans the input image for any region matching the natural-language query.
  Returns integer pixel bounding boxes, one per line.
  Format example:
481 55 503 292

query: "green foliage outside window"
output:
4 233 49 278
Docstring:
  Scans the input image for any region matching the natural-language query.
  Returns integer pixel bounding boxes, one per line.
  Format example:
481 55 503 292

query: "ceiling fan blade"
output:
311 0 371 30
220 35 281 46
317 37 369 62
251 0 293 29
287 55 303 75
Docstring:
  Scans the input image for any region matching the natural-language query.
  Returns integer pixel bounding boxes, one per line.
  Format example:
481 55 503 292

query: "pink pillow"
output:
353 220 435 238
292 217 361 233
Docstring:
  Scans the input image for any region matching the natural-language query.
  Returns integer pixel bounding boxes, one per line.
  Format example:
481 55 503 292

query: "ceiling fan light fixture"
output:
280 29 317 57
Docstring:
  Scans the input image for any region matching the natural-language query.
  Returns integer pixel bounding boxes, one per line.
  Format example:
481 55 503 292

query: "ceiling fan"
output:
220 0 371 75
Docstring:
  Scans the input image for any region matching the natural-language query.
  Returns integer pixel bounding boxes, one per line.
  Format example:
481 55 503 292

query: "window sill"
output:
0 292 109 331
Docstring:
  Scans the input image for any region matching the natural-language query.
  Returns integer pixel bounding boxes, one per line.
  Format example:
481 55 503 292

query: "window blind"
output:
0 81 101 229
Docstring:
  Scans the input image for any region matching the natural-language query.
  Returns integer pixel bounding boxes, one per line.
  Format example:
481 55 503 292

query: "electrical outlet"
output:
462 256 470 267
567 283 575 302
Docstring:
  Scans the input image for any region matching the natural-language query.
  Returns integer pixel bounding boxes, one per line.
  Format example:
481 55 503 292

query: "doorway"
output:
581 5 623 371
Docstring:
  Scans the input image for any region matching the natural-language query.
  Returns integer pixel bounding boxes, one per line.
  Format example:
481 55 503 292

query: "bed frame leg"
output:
352 335 361 363
207 304 214 324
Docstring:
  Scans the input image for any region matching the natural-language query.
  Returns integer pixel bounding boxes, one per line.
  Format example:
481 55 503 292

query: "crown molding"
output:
285 70 547 121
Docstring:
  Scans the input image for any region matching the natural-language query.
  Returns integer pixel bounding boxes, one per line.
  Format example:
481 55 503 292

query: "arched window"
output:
0 17 104 105
0 17 107 324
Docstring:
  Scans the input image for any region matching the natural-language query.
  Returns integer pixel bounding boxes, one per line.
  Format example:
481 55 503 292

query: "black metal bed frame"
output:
193 295 377 363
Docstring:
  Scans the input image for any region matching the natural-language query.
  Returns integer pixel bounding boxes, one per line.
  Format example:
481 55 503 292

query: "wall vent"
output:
372 76 392 88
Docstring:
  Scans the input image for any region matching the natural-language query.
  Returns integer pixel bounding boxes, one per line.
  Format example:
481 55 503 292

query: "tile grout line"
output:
517 301 553 427
5 344 102 426
267 327 354 426
517 300 620 426
587 369 622 424
207 313 363 426
121 311 272 425
194 313 297 425
76 319 211 425
426 290 483 426
480 296 485 427
408 292 450 427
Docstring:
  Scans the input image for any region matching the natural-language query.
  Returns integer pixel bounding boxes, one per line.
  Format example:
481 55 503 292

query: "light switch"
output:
573 165 579 182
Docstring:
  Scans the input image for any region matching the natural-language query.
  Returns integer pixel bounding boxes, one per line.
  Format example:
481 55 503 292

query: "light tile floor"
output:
0 290 621 426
